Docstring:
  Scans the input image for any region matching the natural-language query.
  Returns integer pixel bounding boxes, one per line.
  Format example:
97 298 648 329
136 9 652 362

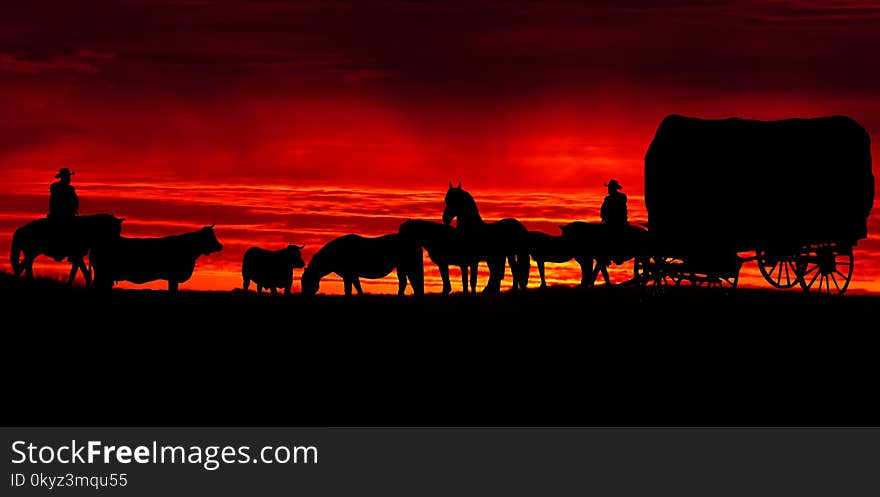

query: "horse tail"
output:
10 228 22 276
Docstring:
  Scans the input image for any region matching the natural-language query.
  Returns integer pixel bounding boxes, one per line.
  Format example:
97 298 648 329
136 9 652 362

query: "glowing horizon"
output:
3 176 878 294
1 1 878 294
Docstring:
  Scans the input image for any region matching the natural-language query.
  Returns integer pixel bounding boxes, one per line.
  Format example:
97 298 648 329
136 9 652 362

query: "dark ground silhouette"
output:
3 272 878 426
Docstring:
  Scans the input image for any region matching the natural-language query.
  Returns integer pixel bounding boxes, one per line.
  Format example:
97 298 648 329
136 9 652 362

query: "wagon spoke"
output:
831 273 840 292
758 251 799 289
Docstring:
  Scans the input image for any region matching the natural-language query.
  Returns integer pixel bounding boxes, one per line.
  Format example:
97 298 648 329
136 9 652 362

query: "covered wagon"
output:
638 114 874 294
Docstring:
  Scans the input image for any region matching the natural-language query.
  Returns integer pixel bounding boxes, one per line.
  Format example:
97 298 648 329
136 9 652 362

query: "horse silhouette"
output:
242 244 306 295
300 233 423 296
398 219 479 294
559 222 649 285
10 214 124 286
91 225 223 292
442 184 529 293
526 230 594 288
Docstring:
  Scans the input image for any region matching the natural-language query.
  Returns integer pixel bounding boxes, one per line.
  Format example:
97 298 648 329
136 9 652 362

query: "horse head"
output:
442 182 469 226
300 266 319 296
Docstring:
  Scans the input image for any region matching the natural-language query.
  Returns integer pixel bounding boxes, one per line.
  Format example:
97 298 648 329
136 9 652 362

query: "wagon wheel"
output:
795 244 853 296
756 250 799 289
633 256 653 285
634 256 681 287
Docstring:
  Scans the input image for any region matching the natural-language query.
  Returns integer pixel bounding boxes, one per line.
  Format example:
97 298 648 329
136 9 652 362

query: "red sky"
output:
1 0 878 293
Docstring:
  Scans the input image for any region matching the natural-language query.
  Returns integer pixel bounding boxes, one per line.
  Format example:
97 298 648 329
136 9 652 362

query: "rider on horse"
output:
600 179 627 227
49 168 79 220
598 179 630 271
47 167 80 260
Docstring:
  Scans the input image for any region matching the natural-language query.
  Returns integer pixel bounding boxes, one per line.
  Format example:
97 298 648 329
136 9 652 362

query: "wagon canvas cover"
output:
644 115 874 253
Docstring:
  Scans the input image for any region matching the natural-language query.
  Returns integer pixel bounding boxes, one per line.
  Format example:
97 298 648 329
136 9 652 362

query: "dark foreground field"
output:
3 274 879 426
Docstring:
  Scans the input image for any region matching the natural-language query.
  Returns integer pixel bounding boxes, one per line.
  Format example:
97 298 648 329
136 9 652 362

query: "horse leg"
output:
81 259 92 287
484 258 503 293
580 257 600 287
574 257 590 287
407 258 424 296
507 255 519 290
397 267 407 296
352 277 363 295
439 264 451 295
460 266 468 294
538 260 547 288
470 263 478 293
257 285 263 294
68 262 79 285
270 286 277 295
344 278 353 296
518 253 530 290
284 284 291 295
243 277 251 292
23 255 35 279
600 262 611 286
168 280 179 293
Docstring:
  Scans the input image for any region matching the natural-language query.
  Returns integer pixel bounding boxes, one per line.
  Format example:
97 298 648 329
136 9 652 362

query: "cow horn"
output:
298 244 305 249
209 224 215 229
448 181 453 189
457 182 462 189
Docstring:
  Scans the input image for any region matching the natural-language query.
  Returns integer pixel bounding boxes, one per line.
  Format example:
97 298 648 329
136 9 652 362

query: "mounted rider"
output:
47 167 80 259
596 179 630 273
49 168 79 220
600 179 628 227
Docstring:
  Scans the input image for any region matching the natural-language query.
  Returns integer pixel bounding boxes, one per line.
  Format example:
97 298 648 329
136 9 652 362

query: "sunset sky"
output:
1 0 878 293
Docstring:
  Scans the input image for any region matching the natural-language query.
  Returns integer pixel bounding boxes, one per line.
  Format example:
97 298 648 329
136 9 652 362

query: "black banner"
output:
3 428 879 496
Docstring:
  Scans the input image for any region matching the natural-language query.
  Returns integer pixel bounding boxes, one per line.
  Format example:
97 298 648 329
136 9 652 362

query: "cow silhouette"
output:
300 233 423 296
91 225 223 292
242 244 306 295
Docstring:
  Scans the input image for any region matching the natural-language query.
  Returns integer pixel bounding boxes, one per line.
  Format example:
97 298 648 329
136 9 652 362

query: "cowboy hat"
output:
55 168 75 178
604 179 622 190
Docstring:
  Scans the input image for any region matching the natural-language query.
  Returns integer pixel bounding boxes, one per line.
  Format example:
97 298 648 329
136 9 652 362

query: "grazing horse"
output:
559 222 649 285
526 231 594 288
10 214 124 286
91 225 223 292
398 219 478 294
442 184 529 293
300 233 423 296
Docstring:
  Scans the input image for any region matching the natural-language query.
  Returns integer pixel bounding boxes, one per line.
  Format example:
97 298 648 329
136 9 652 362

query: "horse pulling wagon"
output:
632 115 874 295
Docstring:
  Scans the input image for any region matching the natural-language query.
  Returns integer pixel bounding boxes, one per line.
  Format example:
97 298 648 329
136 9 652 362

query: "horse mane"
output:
454 188 483 226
